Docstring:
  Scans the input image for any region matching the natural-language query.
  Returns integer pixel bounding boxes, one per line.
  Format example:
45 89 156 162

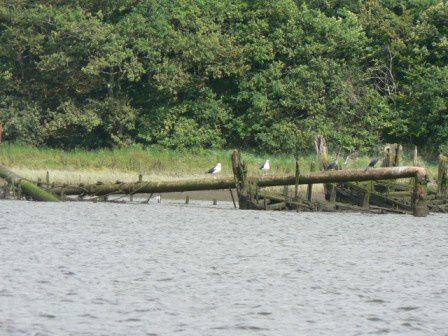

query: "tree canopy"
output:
0 0 447 153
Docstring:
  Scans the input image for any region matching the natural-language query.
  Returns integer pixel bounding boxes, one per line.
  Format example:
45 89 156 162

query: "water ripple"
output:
0 201 447 335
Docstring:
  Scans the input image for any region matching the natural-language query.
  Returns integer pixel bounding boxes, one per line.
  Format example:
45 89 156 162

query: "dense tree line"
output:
0 0 447 153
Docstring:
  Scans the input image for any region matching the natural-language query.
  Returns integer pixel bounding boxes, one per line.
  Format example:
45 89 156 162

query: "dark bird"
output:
365 158 379 170
325 161 339 171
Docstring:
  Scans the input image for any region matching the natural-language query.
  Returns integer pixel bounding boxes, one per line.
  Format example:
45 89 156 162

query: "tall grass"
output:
0 143 439 184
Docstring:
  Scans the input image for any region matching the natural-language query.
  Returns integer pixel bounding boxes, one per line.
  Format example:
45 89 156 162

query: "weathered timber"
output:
267 202 287 211
257 192 316 211
337 182 413 212
315 135 329 170
412 175 429 217
232 150 258 209
307 162 315 201
381 144 403 167
385 191 415 198
329 183 337 207
50 167 428 195
369 205 408 214
362 182 371 209
413 146 419 167
229 188 237 208
294 160 300 199
0 164 60 202
374 180 412 192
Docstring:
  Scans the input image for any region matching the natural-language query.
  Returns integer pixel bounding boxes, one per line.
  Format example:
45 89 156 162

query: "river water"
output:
0 200 447 335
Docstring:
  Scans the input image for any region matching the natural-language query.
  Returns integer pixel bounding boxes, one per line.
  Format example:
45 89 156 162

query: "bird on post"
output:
206 163 222 178
365 158 379 171
260 160 270 175
325 160 339 171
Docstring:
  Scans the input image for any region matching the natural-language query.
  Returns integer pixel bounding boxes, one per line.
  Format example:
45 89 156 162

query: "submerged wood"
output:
0 164 60 202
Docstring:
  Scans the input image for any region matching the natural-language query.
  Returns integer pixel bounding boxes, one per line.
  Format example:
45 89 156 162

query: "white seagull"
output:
206 163 222 177
260 159 270 174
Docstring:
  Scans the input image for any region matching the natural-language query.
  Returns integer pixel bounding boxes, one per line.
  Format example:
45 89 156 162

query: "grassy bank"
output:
0 143 439 185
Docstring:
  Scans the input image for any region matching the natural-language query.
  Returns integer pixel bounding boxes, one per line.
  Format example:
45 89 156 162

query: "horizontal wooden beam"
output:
50 166 427 196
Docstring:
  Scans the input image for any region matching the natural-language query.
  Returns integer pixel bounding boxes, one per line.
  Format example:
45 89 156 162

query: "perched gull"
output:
260 159 270 174
206 163 222 177
365 157 379 171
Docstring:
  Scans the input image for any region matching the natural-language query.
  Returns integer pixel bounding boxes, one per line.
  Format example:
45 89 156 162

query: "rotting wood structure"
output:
229 150 431 217
1 149 447 217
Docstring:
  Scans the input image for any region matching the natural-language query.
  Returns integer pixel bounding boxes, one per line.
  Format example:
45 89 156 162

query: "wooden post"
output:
307 162 315 201
330 184 336 206
412 173 428 217
362 183 371 209
143 193 154 204
185 195 190 204
294 159 300 200
413 146 418 166
395 144 403 167
229 188 237 208
314 135 329 170
438 154 447 198
283 186 289 198
382 144 402 167
231 150 252 209
17 184 22 200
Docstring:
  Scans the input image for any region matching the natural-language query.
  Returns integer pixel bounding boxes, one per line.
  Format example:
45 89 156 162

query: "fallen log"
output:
0 164 59 202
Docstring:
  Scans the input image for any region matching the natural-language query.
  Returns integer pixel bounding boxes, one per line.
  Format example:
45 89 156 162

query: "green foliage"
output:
0 99 44 145
0 0 446 152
